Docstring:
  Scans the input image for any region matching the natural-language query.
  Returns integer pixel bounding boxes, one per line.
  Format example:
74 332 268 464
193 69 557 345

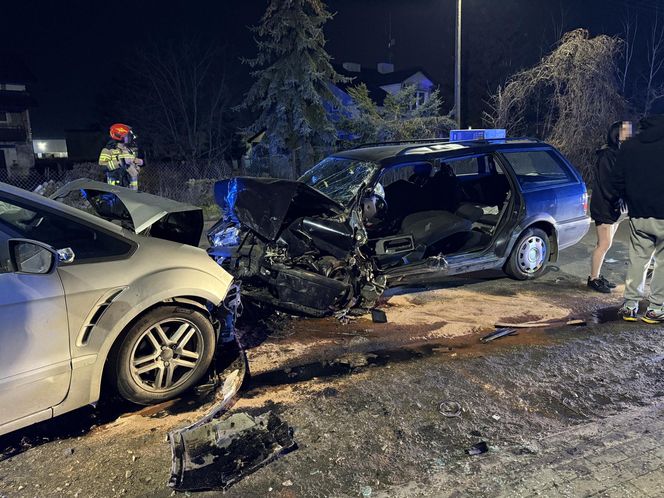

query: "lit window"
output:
407 90 429 110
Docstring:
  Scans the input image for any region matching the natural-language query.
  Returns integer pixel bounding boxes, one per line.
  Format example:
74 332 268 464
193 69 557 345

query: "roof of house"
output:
0 54 36 84
333 64 437 104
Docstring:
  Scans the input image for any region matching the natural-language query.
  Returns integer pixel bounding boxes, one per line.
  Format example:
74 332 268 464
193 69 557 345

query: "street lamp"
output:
454 0 462 128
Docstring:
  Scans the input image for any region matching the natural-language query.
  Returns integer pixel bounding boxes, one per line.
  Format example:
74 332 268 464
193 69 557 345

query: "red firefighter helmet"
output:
109 123 133 141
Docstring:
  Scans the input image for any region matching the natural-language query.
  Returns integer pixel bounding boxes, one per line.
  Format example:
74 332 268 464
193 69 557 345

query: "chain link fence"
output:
1 146 331 217
247 145 334 179
1 161 239 220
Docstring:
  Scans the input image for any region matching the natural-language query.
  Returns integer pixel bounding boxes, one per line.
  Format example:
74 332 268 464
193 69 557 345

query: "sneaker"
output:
588 277 611 294
599 275 617 289
618 305 639 322
642 309 664 324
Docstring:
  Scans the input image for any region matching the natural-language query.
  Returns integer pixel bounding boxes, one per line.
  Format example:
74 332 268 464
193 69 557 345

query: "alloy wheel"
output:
129 318 204 393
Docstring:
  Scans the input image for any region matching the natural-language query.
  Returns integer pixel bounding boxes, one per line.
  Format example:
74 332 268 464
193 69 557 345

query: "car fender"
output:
53 267 233 416
506 214 559 263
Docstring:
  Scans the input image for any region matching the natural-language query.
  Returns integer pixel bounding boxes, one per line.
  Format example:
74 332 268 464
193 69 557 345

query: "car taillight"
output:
582 192 589 215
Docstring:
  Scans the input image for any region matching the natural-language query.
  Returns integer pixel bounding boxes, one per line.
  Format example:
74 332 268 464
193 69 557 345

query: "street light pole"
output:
454 0 462 129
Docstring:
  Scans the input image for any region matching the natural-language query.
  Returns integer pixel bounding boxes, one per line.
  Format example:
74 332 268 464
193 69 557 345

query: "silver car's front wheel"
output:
129 318 205 393
111 306 216 405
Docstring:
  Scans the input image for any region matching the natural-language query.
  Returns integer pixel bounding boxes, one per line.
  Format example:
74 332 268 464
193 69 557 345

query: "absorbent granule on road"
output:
380 288 572 339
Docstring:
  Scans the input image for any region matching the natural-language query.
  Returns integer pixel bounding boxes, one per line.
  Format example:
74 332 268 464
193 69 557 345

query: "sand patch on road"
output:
383 288 571 340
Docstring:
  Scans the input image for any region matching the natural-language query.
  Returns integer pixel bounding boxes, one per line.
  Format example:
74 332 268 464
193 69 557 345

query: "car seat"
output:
399 210 472 249
423 163 459 212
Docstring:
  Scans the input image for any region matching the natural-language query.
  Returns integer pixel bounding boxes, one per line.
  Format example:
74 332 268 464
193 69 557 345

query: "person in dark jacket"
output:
588 121 631 293
611 114 664 323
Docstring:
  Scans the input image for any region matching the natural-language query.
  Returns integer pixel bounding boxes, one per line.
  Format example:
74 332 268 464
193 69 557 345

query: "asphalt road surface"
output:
2 221 664 498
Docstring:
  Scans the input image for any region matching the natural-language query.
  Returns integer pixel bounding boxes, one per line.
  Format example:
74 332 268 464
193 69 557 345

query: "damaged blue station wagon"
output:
209 138 590 316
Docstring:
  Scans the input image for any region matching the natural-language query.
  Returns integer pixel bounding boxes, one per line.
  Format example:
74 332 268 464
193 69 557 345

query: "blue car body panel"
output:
365 139 590 279
504 147 589 253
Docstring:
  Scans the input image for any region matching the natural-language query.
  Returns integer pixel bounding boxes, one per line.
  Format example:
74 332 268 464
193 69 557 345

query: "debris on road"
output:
494 319 586 329
371 309 388 323
465 441 489 456
134 399 180 418
167 347 250 490
168 411 297 491
480 328 517 343
439 401 462 418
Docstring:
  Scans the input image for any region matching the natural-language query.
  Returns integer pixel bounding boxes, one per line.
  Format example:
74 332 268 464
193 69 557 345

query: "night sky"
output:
1 0 658 137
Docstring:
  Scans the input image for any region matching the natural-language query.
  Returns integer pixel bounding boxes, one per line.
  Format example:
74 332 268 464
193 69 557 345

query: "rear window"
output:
502 150 575 188
447 157 479 176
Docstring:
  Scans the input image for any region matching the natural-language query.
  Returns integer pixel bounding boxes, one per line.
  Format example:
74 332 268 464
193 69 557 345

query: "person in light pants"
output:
611 115 664 323
622 220 664 323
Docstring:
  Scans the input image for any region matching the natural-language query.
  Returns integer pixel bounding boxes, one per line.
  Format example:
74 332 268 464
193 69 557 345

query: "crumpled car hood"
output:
214 177 343 241
52 179 204 246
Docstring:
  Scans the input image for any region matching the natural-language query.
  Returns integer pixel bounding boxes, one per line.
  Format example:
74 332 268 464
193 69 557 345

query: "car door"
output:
9 197 138 358
500 148 589 249
0 226 71 429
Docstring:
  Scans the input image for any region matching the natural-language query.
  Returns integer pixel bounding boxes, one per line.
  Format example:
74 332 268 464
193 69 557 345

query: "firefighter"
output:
98 123 143 190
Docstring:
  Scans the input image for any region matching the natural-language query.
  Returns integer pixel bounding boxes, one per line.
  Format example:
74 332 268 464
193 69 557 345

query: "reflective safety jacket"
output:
98 141 139 172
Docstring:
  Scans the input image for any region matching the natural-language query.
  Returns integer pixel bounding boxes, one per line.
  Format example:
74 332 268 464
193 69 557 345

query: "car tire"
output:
110 306 216 405
504 228 550 280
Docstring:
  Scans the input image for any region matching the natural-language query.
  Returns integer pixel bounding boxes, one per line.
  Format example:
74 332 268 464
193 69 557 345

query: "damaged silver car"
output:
0 180 237 436
209 138 589 316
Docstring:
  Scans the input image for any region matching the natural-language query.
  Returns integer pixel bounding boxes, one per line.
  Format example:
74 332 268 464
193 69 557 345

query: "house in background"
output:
0 54 36 179
33 138 68 159
331 62 438 111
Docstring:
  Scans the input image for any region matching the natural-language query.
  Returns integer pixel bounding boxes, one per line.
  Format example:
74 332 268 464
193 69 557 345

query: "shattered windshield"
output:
299 157 379 206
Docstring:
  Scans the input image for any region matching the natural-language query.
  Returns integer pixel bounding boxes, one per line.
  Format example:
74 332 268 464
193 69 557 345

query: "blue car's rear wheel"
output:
505 228 550 280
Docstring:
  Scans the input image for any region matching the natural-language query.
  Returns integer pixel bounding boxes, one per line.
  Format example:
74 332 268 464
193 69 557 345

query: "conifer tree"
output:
242 0 347 177
340 84 455 145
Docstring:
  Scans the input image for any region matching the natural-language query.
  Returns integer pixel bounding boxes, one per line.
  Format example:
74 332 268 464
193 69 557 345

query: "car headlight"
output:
211 226 241 248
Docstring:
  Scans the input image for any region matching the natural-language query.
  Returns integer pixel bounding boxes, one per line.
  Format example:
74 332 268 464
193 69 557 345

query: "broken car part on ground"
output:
208 138 590 317
166 347 284 492
169 411 297 491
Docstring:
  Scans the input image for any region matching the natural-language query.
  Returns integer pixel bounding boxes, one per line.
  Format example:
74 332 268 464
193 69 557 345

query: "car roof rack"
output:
350 136 543 152
395 137 544 156
350 138 451 150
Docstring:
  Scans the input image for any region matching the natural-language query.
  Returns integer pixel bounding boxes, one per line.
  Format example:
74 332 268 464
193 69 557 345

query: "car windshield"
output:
299 157 379 205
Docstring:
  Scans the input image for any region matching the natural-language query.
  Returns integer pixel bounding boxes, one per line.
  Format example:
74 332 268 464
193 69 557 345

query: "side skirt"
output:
384 254 505 286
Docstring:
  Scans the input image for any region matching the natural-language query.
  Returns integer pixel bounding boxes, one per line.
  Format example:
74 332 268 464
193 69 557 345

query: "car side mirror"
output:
8 239 58 275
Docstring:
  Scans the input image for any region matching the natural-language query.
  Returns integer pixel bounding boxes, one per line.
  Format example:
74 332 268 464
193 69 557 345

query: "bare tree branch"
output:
484 29 627 180
620 12 638 96
643 11 664 115
118 39 234 172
